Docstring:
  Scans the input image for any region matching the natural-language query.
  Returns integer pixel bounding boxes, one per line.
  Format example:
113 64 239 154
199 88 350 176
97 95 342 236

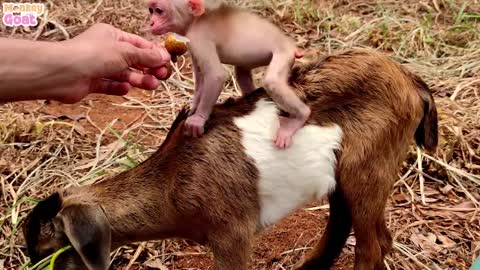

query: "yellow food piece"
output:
164 33 189 57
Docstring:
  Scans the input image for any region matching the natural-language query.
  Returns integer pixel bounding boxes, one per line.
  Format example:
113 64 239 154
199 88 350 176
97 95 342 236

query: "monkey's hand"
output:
185 114 207 138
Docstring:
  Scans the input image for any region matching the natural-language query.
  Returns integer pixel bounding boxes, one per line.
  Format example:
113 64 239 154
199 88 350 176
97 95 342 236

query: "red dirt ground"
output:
171 204 355 270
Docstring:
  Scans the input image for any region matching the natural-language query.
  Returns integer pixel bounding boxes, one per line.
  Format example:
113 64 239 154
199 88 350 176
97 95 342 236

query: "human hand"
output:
55 23 172 103
185 114 207 138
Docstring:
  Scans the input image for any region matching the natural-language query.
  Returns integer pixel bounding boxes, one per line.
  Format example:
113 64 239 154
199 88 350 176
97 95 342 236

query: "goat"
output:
22 48 438 270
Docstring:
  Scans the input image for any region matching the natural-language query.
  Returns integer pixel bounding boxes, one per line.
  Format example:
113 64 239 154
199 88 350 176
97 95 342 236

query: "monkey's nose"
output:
150 21 155 27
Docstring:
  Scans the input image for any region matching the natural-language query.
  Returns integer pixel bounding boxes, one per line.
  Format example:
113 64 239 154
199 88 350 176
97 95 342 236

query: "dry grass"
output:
1 0 479 269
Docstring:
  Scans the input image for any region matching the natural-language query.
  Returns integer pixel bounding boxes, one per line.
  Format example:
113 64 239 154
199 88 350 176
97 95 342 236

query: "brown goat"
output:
22 49 438 270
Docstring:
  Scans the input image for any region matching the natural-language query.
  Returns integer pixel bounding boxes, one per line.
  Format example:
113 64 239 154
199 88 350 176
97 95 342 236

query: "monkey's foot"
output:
185 114 207 138
274 116 307 149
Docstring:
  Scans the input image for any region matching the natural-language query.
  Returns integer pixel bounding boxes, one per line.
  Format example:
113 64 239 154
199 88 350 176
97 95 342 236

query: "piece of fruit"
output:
164 33 189 62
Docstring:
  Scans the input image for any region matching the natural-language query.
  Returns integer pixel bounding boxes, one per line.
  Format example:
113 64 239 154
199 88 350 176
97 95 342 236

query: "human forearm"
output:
0 23 171 104
0 38 78 102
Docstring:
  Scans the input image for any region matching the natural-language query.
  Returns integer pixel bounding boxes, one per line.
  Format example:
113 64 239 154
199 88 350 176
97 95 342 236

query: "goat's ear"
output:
55 204 111 270
22 192 63 263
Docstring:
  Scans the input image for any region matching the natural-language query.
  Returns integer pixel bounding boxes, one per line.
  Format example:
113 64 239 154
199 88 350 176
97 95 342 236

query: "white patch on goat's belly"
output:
233 98 343 228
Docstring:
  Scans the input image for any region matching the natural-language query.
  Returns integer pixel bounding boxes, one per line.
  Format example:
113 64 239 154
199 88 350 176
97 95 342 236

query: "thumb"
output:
118 42 171 69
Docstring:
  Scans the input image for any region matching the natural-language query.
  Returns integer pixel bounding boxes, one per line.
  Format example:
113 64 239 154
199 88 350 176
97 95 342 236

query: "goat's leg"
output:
377 216 393 259
351 217 384 270
296 168 393 270
209 226 253 270
293 189 352 270
348 176 392 270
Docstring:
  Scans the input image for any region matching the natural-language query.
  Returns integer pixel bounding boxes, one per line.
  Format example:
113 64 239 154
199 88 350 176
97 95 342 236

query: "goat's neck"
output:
79 160 179 249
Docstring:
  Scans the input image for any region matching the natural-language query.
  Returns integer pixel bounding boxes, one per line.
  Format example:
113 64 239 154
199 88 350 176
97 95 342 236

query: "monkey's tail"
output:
413 76 438 152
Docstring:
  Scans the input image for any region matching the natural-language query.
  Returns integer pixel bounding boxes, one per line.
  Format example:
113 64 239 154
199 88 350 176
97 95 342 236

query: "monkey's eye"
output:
148 7 153 14
155 8 164 15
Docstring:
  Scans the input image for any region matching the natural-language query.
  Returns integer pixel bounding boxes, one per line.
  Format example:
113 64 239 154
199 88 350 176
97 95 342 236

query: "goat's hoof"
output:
292 258 308 270
292 258 321 270
293 264 318 270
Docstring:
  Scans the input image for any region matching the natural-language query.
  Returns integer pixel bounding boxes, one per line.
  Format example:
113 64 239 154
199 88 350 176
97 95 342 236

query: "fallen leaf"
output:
472 192 480 202
438 235 456 248
393 193 409 204
410 233 442 255
40 106 86 121
55 113 86 121
73 122 86 136
144 259 168 270
423 186 440 196
426 232 437 243
453 201 475 209
440 184 454 194
423 197 439 203
410 233 422 247
451 211 468 219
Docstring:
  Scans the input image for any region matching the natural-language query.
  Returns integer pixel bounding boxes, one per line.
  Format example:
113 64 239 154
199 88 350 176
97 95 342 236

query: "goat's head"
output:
22 107 192 270
22 192 111 270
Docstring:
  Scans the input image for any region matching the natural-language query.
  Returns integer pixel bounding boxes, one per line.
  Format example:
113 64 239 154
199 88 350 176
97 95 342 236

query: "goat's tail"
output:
413 76 438 152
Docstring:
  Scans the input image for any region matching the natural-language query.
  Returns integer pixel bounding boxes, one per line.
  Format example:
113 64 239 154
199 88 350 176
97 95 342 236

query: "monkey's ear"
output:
55 204 111 270
188 0 205 16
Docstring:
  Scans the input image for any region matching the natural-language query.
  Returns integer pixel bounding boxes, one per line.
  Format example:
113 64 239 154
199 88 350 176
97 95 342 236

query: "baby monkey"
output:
148 0 310 148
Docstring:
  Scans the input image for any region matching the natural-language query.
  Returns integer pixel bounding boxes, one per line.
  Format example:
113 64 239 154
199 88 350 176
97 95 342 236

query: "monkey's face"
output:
148 1 178 35
148 0 196 35
149 2 169 35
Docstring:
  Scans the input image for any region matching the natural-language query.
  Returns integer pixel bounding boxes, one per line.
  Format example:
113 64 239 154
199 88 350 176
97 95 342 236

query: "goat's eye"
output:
155 8 164 15
148 8 153 14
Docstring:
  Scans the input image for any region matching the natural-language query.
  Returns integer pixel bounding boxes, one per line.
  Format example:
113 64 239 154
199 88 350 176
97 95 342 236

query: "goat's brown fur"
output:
22 49 437 270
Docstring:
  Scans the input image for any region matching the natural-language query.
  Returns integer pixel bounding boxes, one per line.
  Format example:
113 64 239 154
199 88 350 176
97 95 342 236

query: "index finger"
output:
119 43 171 68
117 30 155 49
